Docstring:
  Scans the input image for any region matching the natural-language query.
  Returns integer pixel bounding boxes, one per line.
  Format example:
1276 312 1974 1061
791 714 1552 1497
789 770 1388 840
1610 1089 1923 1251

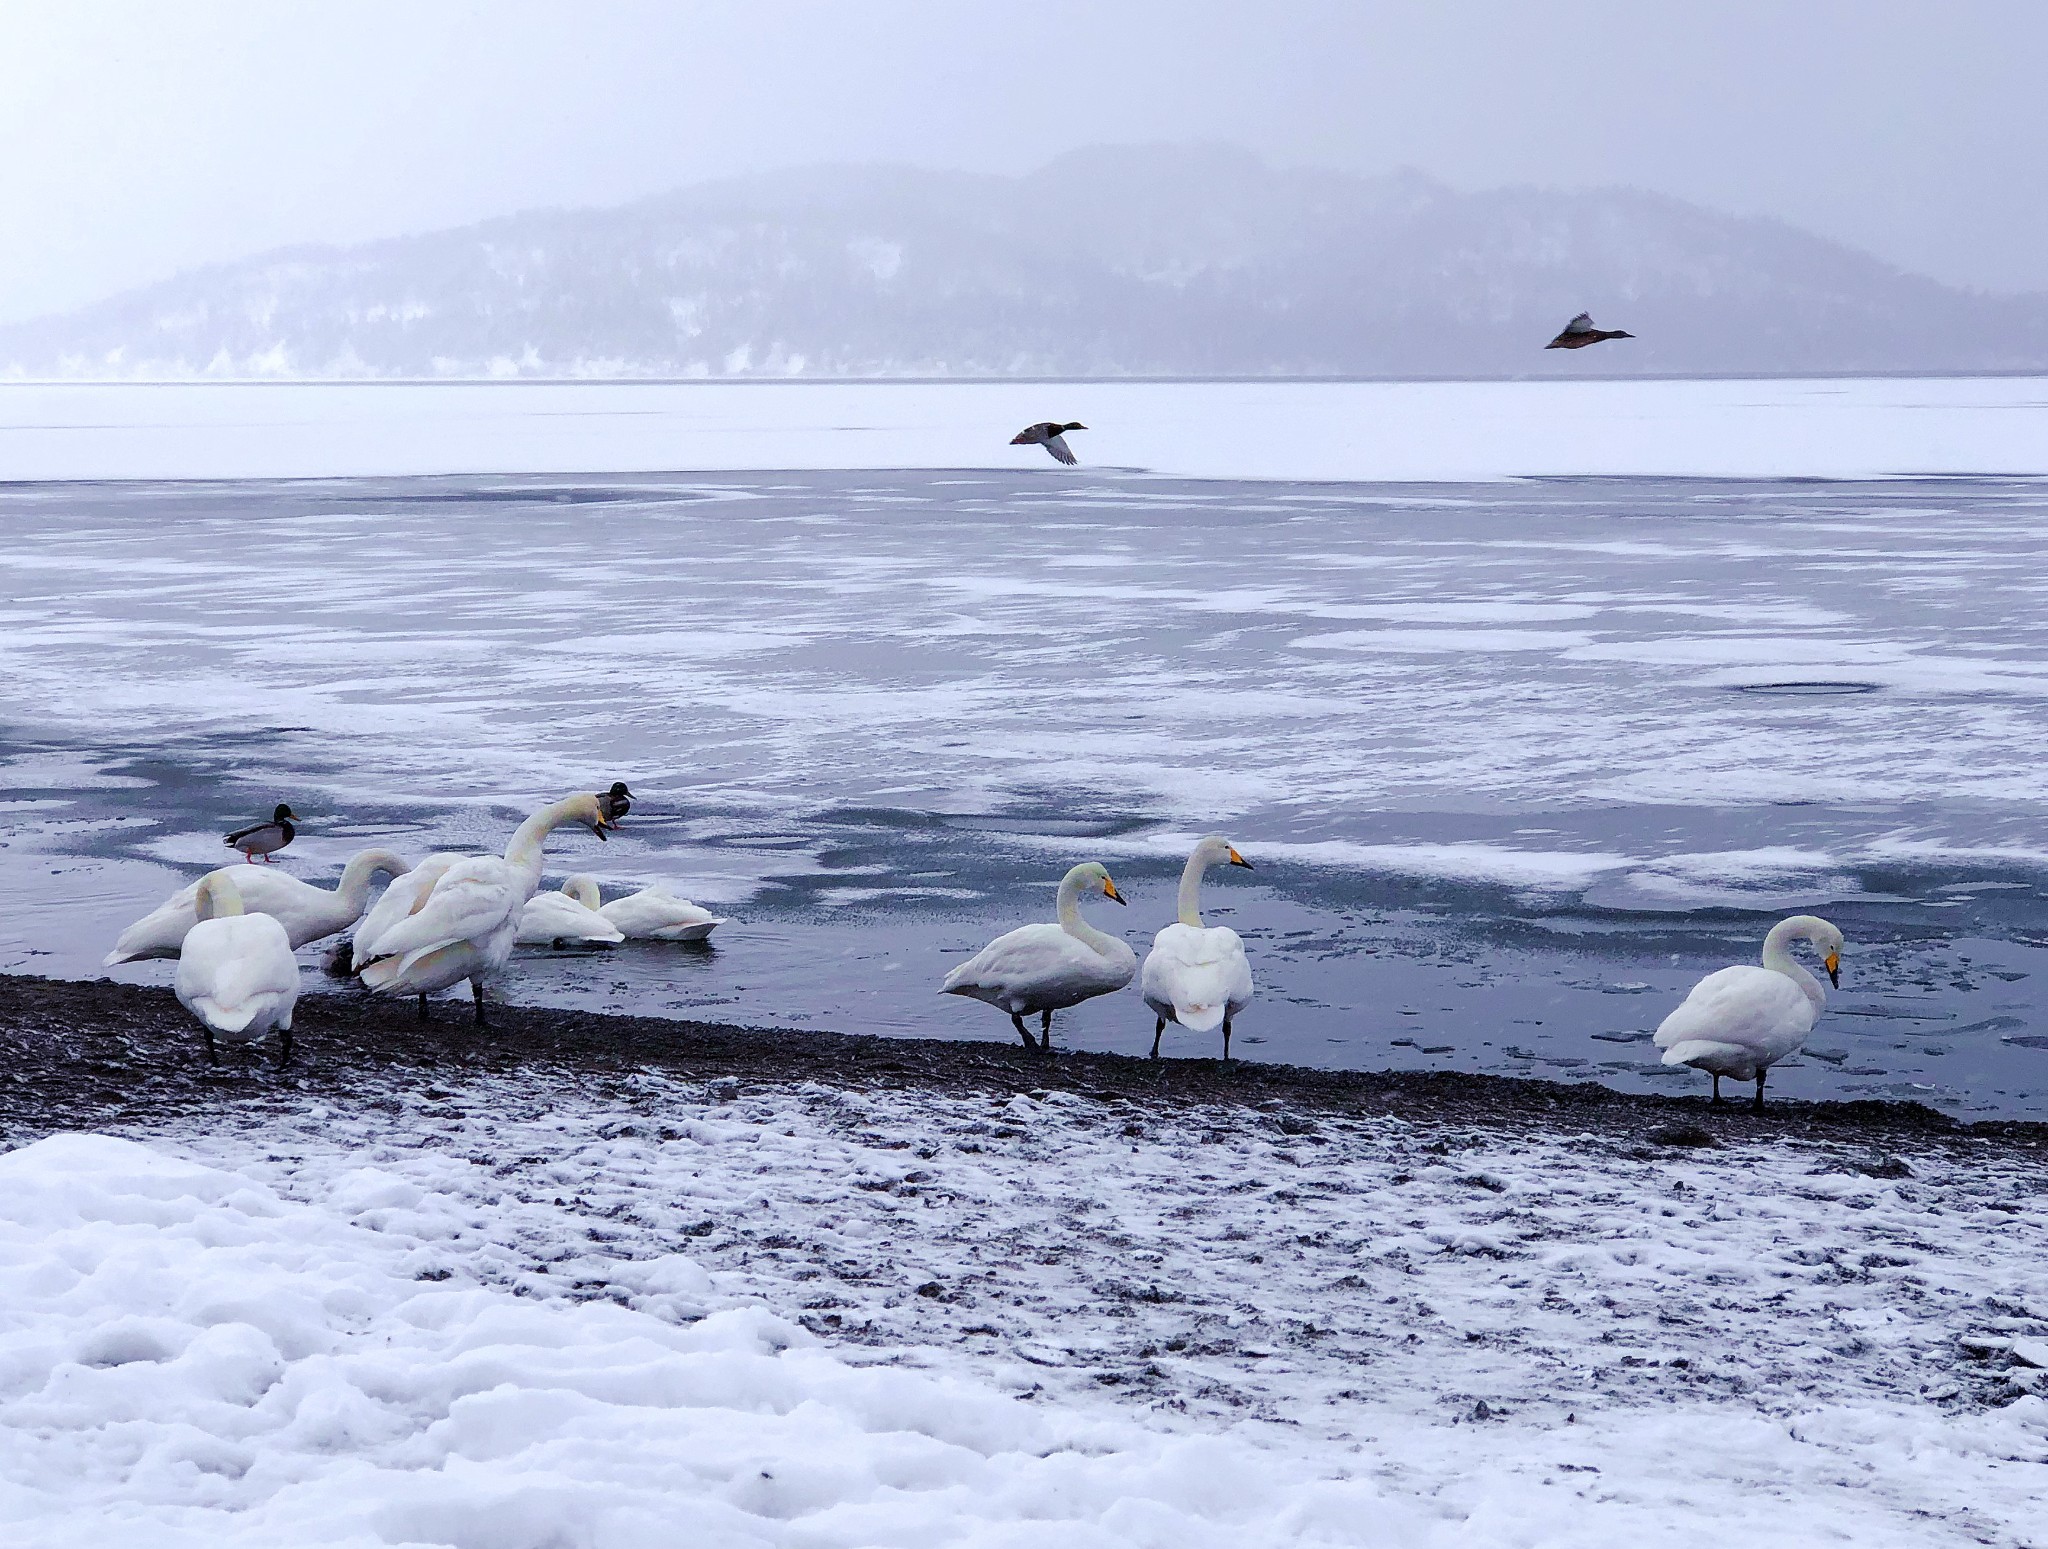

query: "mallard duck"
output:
1544 312 1634 350
1010 421 1087 465
225 803 299 863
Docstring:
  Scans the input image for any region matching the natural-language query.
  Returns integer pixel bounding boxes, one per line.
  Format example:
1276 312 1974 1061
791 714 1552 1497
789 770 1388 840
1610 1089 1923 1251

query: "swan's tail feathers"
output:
1661 1039 1750 1069
356 953 403 992
1175 1001 1226 1034
194 999 262 1035
103 947 139 967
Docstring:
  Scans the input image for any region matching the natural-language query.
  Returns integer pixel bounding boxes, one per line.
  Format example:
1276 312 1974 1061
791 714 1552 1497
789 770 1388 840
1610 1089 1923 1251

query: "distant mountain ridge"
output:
5 145 2045 379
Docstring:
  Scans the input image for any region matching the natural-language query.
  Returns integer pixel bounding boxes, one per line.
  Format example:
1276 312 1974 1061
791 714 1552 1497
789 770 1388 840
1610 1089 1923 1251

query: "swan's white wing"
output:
1142 924 1251 1032
1044 433 1077 465
600 886 725 939
353 854 460 957
176 915 298 1034
1654 965 1813 1061
362 864 519 963
944 922 1129 1008
518 891 624 945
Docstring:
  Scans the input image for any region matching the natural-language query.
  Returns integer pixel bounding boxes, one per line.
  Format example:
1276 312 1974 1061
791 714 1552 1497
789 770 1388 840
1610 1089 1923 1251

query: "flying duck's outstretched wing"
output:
1043 433 1077 465
1562 312 1596 334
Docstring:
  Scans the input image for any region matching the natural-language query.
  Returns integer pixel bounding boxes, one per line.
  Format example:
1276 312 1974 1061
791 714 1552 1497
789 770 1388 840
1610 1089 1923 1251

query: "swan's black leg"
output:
1222 1015 1233 1065
417 993 430 1023
1710 1073 1723 1105
471 980 488 1029
1010 1012 1034 1048
278 1028 293 1067
1040 1009 1053 1052
1150 1018 1164 1059
204 1027 217 1063
1753 1071 1766 1112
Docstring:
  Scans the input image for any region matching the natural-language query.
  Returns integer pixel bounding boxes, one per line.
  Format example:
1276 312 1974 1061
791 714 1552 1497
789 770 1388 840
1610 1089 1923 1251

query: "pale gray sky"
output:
1 0 2042 324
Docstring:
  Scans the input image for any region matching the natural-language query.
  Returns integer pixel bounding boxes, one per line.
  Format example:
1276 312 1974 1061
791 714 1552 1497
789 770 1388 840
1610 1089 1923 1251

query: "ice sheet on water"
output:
8 464 2048 1109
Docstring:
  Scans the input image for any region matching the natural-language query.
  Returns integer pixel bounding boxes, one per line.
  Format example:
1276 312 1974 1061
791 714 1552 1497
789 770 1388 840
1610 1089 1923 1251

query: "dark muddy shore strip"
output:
5 974 2044 1154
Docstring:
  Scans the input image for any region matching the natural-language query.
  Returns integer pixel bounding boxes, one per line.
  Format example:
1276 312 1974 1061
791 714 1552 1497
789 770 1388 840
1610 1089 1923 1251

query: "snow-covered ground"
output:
0 375 2046 482
4 1076 2044 1546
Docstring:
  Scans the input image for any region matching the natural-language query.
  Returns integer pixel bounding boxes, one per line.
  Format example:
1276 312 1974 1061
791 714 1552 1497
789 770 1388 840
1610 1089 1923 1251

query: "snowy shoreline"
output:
4 976 2047 1543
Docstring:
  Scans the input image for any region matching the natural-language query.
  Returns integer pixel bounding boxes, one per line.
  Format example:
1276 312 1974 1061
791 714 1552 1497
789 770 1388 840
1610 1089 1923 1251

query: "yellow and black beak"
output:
1102 875 1127 905
1228 847 1253 870
1825 950 1840 989
593 816 613 842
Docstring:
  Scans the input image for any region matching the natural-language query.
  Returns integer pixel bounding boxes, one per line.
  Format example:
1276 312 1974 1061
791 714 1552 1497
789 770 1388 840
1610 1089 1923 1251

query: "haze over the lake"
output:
2 0 2045 328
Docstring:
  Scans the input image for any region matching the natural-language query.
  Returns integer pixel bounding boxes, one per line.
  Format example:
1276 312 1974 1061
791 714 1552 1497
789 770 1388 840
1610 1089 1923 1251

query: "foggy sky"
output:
1 0 2043 327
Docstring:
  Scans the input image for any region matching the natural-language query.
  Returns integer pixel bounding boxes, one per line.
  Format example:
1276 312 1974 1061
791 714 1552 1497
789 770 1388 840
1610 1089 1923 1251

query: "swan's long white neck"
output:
562 875 602 910
1176 850 1213 928
504 797 596 878
1056 874 1121 957
335 849 411 910
196 873 245 920
1761 916 1828 1010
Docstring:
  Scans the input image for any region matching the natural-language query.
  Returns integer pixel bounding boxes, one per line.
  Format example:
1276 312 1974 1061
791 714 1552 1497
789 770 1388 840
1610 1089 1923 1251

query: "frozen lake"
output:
4 381 2048 1115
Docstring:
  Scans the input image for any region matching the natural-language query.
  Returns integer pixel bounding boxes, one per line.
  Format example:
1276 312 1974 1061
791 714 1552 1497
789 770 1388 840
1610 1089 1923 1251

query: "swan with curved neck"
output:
1143 836 1256 1060
356 794 614 1024
517 873 626 948
599 881 728 942
1655 914 1844 1109
942 861 1137 1051
176 870 300 1063
106 848 412 964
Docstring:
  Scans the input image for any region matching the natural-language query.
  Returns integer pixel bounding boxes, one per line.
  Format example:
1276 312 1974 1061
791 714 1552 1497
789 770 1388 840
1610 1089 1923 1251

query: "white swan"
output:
1654 914 1843 1109
599 884 727 942
941 862 1136 1050
105 848 411 965
174 872 300 1063
355 795 614 1024
1141 835 1256 1060
518 875 626 947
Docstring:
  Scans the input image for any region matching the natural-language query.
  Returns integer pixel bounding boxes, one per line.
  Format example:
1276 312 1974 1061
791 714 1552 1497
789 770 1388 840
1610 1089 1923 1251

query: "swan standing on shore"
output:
1142 836 1256 1060
355 795 614 1025
599 884 727 942
517 875 625 947
942 862 1135 1050
1655 914 1843 1110
105 848 412 964
174 872 299 1063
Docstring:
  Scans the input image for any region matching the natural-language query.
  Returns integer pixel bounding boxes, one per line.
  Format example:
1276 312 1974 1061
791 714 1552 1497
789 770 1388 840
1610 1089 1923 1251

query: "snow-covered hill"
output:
6 145 2046 379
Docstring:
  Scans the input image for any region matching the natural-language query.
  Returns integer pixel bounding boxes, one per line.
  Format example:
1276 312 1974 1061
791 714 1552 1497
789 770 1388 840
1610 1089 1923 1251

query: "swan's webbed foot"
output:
1010 1013 1034 1049
1150 1018 1164 1060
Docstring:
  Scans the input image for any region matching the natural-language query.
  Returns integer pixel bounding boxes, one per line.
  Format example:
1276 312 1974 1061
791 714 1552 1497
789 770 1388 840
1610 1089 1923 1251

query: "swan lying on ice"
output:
1655 914 1843 1110
1141 835 1255 1061
942 861 1135 1051
354 795 614 1025
106 848 411 965
599 884 727 942
174 871 299 1063
517 875 625 947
